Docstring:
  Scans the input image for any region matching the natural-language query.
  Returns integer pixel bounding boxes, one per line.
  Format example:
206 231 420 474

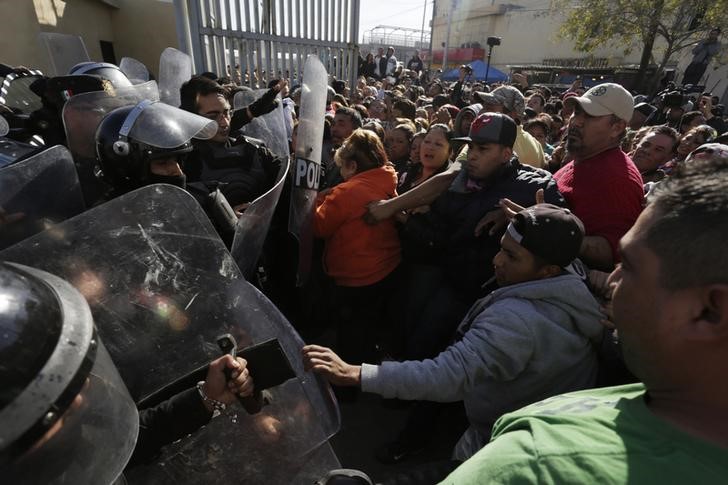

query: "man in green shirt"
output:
442 149 728 483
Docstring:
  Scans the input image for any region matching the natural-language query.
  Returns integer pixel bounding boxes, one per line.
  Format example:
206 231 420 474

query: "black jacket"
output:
402 159 565 300
128 388 212 468
185 136 281 207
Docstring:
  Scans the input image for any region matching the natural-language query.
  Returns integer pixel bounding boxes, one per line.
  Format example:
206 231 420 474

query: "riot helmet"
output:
95 100 218 192
69 61 133 90
0 262 138 484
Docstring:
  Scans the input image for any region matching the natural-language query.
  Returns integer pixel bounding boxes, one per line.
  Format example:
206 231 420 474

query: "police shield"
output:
233 89 290 159
62 80 160 160
0 145 85 250
0 70 44 115
0 263 139 485
230 160 289 279
158 47 193 107
38 32 91 77
288 56 327 285
0 184 340 483
119 57 151 84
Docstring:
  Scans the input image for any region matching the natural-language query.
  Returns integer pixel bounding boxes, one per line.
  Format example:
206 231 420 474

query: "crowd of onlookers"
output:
2 43 728 484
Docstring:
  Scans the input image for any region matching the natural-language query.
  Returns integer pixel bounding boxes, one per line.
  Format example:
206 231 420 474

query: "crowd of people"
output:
2 34 728 483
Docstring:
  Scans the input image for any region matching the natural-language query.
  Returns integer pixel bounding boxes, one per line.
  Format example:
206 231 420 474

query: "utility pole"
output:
420 0 427 47
442 0 457 70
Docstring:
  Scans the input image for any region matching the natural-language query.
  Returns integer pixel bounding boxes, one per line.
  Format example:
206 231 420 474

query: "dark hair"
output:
335 107 363 129
352 104 369 120
424 123 454 159
335 129 389 172
393 123 416 142
645 125 680 151
646 156 728 289
180 75 227 112
427 123 453 140
393 98 417 120
524 119 550 136
432 94 449 110
528 93 545 107
686 124 717 145
333 94 349 107
362 121 385 142
679 111 704 132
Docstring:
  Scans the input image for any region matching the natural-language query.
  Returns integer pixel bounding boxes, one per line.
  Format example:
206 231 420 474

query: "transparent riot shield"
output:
38 32 90 77
0 138 39 168
288 56 327 286
230 160 289 279
2 262 139 485
119 57 151 84
158 47 193 107
62 80 160 160
0 71 44 114
0 145 85 250
0 184 340 484
233 90 290 159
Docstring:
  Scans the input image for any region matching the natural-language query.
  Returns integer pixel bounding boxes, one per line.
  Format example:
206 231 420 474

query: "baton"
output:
217 333 264 414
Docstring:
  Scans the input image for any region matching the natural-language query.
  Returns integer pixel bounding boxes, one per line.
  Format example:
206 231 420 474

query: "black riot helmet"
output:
68 61 133 90
0 262 139 484
95 100 218 192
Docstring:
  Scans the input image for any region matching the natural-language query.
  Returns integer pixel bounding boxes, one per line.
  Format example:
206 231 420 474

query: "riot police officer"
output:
179 75 283 215
0 261 253 484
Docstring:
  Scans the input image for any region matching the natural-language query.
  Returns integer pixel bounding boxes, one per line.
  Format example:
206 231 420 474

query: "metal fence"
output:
174 0 360 88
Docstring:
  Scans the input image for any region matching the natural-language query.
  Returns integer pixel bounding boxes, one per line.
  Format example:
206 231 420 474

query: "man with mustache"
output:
554 83 644 271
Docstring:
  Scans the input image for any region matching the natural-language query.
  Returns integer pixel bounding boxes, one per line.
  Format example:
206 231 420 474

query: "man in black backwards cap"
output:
304 203 604 476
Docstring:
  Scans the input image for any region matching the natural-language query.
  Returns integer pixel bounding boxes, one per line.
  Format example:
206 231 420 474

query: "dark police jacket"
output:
185 135 282 207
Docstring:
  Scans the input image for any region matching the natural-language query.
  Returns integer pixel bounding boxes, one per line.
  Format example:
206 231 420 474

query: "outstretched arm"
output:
365 165 460 223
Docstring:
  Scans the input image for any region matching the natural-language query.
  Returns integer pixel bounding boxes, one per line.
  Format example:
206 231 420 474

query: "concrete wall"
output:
0 0 177 77
110 0 178 78
0 0 115 74
431 0 646 70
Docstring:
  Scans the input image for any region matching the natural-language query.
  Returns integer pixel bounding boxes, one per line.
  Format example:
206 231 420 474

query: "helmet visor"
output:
128 101 218 149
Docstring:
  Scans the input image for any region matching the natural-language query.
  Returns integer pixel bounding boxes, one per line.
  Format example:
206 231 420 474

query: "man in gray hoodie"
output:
303 204 605 462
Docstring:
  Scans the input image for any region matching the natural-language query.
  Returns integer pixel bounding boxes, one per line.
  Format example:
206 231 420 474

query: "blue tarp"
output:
440 60 509 83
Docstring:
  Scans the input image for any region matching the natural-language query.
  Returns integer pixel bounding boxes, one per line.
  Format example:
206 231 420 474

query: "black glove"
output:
249 83 281 117
230 83 281 131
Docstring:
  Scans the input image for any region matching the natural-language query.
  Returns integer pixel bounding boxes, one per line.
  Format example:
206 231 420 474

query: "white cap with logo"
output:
565 83 634 122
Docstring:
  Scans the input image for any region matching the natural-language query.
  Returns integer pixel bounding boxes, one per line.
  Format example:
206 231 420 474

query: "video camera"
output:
660 89 686 109
460 64 473 75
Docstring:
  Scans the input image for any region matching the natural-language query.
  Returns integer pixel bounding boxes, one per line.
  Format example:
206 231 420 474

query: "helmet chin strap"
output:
112 99 153 157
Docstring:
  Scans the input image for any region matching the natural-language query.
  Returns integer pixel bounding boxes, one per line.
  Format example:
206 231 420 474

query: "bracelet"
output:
196 381 227 414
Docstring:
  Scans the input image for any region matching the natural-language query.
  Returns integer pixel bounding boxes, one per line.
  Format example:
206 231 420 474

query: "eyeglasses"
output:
203 109 232 122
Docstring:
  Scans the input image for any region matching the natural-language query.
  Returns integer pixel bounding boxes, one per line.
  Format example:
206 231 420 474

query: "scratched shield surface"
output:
1 186 341 482
0 184 339 439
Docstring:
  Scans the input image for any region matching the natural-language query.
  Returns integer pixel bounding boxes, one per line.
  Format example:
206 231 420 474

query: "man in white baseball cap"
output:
553 83 644 271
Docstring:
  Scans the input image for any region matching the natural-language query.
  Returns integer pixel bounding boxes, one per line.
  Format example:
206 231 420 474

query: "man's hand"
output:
233 202 250 218
699 96 714 120
512 72 528 90
435 106 452 124
475 189 545 236
249 80 284 117
474 208 507 237
364 199 396 225
0 207 25 227
302 345 361 387
202 355 254 410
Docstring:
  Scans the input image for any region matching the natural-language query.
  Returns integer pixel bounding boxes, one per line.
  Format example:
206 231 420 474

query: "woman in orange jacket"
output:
314 129 402 365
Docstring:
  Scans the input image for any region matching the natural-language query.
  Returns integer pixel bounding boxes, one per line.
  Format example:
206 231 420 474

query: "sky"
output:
358 0 432 42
